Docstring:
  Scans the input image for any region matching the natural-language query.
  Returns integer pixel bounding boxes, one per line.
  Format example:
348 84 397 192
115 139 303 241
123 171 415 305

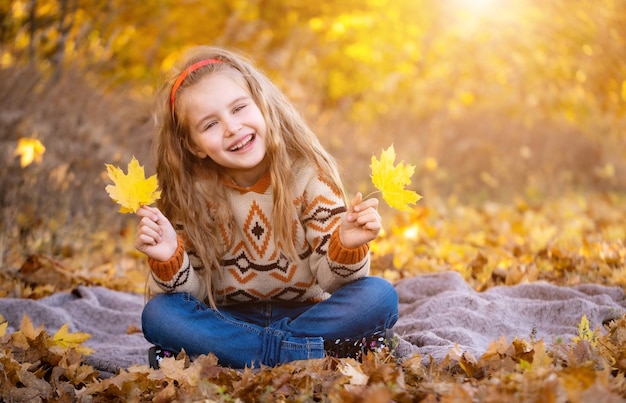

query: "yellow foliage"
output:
573 315 598 346
1 50 14 67
370 145 422 212
14 137 46 167
51 323 94 355
105 156 161 213
0 314 7 337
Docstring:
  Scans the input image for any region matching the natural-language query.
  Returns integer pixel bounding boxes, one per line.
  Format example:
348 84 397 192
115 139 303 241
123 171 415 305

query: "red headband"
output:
170 58 223 113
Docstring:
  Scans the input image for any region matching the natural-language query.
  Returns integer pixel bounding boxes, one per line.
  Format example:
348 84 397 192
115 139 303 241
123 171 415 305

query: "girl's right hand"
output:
135 205 178 261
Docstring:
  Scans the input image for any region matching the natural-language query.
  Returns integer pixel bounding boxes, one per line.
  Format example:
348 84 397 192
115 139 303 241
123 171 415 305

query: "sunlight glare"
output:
457 0 500 16
448 0 517 36
403 225 419 241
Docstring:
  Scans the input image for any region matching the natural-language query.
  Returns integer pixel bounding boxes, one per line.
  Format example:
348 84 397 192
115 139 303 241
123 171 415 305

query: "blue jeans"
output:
142 276 398 368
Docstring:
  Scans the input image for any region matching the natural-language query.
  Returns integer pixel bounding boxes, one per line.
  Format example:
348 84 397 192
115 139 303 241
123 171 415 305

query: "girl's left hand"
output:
339 192 382 248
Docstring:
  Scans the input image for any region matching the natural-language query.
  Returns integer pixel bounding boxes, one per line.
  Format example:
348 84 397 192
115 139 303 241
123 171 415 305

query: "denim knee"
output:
141 293 186 344
142 294 164 341
355 277 399 328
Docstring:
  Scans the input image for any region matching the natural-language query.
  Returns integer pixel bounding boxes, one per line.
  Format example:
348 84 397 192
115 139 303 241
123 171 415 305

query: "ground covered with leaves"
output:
1 192 626 401
4 317 626 402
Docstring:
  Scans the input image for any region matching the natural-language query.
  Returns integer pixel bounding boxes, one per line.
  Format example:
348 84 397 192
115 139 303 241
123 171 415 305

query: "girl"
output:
135 46 399 369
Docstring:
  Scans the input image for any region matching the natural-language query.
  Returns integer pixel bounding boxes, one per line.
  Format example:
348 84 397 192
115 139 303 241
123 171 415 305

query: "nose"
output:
223 117 241 136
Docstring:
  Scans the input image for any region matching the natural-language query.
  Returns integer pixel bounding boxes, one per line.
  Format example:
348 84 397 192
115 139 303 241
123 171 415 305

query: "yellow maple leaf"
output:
572 314 598 346
0 314 7 337
370 145 422 212
14 137 46 167
52 323 94 355
105 156 161 213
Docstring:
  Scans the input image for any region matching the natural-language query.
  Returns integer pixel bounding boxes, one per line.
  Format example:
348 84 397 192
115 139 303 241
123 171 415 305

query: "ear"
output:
191 148 208 159
186 141 207 159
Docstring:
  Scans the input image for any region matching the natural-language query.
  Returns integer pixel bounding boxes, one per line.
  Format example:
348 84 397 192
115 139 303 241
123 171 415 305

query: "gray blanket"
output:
0 286 150 377
1 271 624 377
392 271 626 360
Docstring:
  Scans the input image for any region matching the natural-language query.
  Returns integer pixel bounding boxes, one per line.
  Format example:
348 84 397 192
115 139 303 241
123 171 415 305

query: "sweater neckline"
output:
223 170 271 194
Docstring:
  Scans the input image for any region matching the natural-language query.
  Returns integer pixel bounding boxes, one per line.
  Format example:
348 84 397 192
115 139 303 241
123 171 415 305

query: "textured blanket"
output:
0 286 150 378
1 271 625 377
392 271 626 361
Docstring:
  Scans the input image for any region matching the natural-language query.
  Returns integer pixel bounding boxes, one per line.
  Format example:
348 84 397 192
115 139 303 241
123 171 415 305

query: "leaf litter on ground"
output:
1 192 626 400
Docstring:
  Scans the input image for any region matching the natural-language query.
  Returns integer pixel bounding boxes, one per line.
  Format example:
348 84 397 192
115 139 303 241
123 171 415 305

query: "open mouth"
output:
229 134 255 152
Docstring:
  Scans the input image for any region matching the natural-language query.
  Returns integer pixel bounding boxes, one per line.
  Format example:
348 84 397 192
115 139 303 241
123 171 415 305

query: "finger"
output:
354 197 379 213
139 223 162 241
349 192 363 212
135 233 154 249
354 211 381 227
139 216 161 234
136 233 159 248
352 209 381 226
363 216 382 230
353 197 379 215
136 205 160 221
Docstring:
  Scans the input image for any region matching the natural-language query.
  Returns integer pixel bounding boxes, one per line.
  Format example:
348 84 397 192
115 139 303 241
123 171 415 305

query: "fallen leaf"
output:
18 254 74 290
0 314 7 337
14 137 45 167
51 323 94 355
20 314 43 341
573 315 598 346
339 361 369 385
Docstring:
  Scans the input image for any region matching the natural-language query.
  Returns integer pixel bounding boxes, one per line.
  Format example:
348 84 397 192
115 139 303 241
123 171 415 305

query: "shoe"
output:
148 346 176 369
324 329 396 360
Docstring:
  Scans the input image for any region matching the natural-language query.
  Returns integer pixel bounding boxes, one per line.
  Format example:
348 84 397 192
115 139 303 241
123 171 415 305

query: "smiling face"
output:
180 71 268 187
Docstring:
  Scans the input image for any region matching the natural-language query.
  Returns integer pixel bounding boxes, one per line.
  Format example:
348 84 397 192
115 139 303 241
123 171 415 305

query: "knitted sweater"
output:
147 163 370 305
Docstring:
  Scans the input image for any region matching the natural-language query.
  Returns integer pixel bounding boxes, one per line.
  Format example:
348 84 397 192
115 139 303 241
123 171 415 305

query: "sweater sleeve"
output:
327 229 369 264
146 235 207 300
148 237 185 281
299 167 370 293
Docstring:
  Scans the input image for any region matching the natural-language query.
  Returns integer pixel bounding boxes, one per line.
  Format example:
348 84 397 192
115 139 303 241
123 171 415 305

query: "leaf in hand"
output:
105 156 161 213
370 145 422 212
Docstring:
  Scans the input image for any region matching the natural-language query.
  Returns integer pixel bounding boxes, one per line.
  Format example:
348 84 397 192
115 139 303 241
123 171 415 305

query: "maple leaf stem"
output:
362 190 381 200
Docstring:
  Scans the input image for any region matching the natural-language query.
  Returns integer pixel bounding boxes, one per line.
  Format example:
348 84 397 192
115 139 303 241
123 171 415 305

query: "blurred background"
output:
1 0 625 284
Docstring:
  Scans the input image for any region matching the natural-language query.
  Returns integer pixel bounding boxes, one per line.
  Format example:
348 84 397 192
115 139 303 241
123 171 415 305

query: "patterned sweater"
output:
147 163 370 305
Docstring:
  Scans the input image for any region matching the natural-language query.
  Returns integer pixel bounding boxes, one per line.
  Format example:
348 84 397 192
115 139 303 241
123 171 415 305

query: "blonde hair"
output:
153 46 346 308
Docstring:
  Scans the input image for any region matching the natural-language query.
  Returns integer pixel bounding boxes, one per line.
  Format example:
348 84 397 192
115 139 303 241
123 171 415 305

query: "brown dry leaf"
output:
18 254 75 290
57 350 99 386
77 370 141 397
511 338 535 364
10 370 53 401
153 381 178 402
458 351 479 378
18 314 43 341
441 383 475 402
339 360 369 385
159 352 200 387
531 340 554 369
558 365 597 401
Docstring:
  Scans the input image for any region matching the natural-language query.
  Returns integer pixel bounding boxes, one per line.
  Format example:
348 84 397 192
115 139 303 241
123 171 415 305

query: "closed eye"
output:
204 121 218 131
233 104 246 114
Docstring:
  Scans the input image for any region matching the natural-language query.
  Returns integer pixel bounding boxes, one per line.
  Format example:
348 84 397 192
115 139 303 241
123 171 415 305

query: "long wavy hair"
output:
152 46 346 308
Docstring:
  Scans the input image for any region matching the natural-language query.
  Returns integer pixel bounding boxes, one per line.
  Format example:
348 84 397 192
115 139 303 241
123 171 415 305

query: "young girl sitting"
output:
135 46 399 369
